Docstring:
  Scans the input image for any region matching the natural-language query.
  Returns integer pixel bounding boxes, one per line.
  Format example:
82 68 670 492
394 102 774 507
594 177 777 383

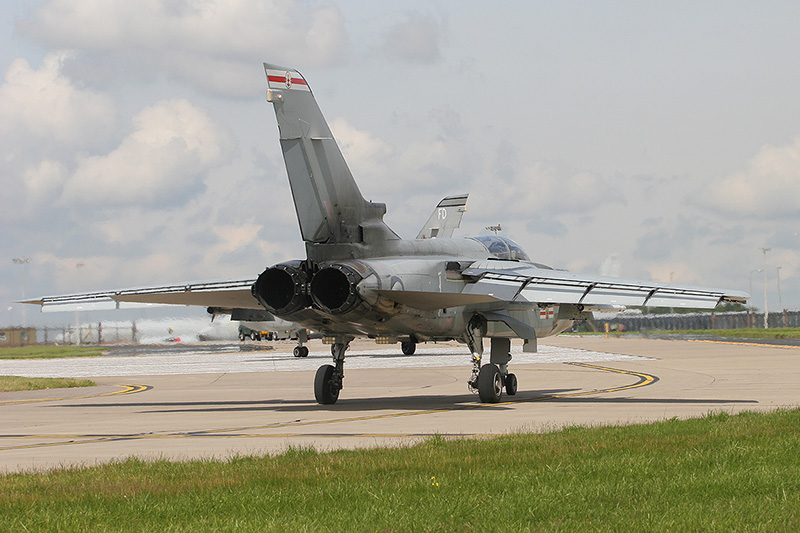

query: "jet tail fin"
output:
264 63 397 246
416 194 468 239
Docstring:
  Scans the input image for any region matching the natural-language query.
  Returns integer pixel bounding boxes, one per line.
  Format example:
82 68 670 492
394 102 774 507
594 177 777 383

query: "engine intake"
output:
252 262 310 315
310 264 363 314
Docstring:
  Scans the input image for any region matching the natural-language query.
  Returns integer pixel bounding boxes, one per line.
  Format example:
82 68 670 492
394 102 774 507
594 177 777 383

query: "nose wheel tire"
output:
314 364 340 404
400 341 416 355
477 363 503 403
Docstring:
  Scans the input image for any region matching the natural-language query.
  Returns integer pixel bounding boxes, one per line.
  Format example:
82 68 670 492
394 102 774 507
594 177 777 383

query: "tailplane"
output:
264 63 397 246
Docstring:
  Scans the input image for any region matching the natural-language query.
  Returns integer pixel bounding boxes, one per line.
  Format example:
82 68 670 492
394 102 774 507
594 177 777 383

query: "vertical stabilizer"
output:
264 63 397 246
416 194 469 239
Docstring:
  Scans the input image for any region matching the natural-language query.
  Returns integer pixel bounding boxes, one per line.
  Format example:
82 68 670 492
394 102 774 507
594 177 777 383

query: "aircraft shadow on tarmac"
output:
53 390 759 414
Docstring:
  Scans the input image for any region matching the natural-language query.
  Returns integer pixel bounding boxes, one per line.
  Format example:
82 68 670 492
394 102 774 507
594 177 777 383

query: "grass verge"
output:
0 376 96 392
650 327 800 339
0 345 106 359
565 327 800 339
1 409 798 531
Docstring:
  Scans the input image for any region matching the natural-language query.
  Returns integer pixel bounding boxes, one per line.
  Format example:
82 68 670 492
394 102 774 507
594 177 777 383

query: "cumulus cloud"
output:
0 52 117 150
330 116 476 198
0 53 119 221
474 159 625 221
330 117 395 179
18 0 348 97
60 99 235 206
697 136 800 219
382 12 443 64
23 160 66 203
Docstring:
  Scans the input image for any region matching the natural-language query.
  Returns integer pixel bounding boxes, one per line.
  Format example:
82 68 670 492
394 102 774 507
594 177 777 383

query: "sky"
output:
2 0 800 328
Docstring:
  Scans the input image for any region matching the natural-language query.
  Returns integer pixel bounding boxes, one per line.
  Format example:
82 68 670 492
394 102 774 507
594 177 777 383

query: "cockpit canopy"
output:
469 235 531 261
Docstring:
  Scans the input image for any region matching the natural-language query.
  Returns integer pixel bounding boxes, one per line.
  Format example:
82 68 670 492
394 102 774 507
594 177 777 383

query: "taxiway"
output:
1 336 798 473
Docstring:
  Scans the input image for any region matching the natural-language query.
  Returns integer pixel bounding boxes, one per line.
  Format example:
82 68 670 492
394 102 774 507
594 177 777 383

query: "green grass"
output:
0 345 106 359
565 327 800 339
0 376 96 392
649 327 800 339
1 409 799 531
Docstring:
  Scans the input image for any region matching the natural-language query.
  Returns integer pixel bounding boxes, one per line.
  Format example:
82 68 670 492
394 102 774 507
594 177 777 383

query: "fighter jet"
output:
26 63 748 404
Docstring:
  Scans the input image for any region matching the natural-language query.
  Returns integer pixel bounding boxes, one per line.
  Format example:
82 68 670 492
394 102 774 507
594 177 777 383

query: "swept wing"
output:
23 279 258 313
458 262 747 310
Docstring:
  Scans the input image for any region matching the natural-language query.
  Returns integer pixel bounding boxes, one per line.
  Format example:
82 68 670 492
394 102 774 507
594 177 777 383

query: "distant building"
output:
0 327 36 347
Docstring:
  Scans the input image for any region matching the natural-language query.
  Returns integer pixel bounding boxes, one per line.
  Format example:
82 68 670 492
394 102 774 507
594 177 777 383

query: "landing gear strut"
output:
467 334 517 404
314 339 351 404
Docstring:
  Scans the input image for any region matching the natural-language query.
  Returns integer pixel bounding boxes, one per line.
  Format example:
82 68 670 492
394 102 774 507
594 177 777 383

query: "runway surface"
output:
1 336 798 473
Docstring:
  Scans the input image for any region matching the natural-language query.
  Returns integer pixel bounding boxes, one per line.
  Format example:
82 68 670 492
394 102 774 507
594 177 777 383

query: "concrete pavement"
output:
1 336 797 473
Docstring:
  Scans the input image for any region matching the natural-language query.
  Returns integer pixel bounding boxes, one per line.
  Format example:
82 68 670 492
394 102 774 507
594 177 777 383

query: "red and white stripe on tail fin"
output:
265 67 310 92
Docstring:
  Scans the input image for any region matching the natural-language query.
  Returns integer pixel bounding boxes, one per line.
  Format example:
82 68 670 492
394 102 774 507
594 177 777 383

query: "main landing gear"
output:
474 363 517 403
293 346 309 357
293 329 310 357
467 332 517 404
400 341 416 355
314 338 351 404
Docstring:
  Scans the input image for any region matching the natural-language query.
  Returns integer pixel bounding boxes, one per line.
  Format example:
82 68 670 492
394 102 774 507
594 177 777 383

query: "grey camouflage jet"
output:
27 63 748 404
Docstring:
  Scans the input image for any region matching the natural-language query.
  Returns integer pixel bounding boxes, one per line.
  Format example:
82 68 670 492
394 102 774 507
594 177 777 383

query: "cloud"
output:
524 215 568 238
382 12 443 64
697 136 800 219
429 105 464 140
0 53 119 221
60 99 235 206
330 116 476 198
0 52 117 151
473 159 625 221
18 0 348 97
330 117 395 180
633 215 711 261
23 160 66 204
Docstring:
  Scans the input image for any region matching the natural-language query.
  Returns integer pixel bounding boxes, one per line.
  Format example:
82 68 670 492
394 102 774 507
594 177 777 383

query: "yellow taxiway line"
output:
0 384 151 406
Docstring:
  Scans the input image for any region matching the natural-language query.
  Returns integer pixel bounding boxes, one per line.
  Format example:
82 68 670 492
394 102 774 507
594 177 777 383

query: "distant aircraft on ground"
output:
198 318 312 346
26 63 748 404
